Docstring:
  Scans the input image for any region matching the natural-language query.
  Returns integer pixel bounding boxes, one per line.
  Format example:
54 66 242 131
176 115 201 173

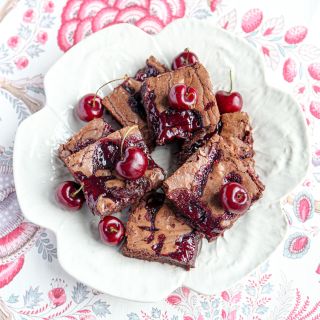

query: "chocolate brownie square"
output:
102 78 152 145
163 135 264 241
121 192 202 270
58 118 113 162
63 126 165 216
141 63 220 145
179 112 254 163
135 56 169 82
220 112 254 161
103 57 168 148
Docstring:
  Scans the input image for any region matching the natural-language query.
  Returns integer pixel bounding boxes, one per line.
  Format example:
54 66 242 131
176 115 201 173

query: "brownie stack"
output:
59 55 264 270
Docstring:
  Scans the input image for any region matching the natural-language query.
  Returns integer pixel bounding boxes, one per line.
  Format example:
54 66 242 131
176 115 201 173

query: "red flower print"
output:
284 26 308 44
221 291 230 301
310 101 320 119
44 0 54 13
210 0 219 12
37 31 48 44
23 9 35 23
283 58 297 83
7 36 20 49
15 57 29 69
166 294 182 305
241 8 263 33
57 0 186 51
308 63 320 81
48 287 66 307
79 316 96 320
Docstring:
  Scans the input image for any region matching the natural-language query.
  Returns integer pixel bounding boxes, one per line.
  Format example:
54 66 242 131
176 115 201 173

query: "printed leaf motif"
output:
192 9 212 19
127 313 140 320
0 44 9 59
1 91 30 122
242 304 250 316
0 62 14 74
218 9 237 31
256 305 268 314
7 294 19 303
261 44 280 70
92 299 111 316
231 292 241 303
23 286 43 309
245 285 256 296
26 44 44 58
298 45 320 62
40 14 56 28
261 283 273 294
35 232 57 262
18 24 32 40
261 16 284 37
152 307 161 318
25 0 37 7
201 301 209 310
72 283 89 304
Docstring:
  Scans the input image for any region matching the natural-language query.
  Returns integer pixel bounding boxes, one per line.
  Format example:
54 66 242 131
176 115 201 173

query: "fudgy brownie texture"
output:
135 56 169 82
121 192 202 270
163 135 264 241
103 57 168 148
58 118 113 162
179 112 254 164
102 78 152 146
141 63 220 145
220 112 254 161
63 126 165 216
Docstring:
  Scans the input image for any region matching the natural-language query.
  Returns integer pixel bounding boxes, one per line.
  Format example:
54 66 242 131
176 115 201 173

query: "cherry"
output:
172 49 199 70
168 84 197 111
116 147 148 180
219 182 251 215
99 216 125 246
216 91 243 114
216 70 243 113
76 94 103 122
56 181 85 211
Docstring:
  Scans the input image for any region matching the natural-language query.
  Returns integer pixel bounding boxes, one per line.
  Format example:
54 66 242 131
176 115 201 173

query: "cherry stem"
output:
92 75 128 109
184 48 190 65
108 226 118 233
120 126 138 158
228 69 233 93
71 185 83 197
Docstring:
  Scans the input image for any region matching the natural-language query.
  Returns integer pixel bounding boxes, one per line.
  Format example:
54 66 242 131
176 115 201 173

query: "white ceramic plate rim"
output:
13 19 310 302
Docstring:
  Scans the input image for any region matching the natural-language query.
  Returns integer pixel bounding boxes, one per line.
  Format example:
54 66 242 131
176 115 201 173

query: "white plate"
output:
13 19 309 302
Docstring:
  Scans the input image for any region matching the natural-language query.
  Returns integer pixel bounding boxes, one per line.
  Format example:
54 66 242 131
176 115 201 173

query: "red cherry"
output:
168 84 197 111
99 216 125 246
56 181 85 211
216 91 243 114
115 147 148 180
219 182 251 215
172 49 199 70
76 94 103 122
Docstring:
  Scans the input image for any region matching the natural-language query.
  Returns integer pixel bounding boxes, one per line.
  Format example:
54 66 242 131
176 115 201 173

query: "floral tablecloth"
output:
0 0 320 319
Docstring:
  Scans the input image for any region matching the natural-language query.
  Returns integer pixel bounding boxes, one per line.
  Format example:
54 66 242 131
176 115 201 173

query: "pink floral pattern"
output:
1 0 320 319
57 0 186 51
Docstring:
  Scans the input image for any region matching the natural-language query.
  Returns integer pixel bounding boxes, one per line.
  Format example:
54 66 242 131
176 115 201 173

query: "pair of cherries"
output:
76 49 243 122
56 180 250 249
56 181 125 245
169 49 243 113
